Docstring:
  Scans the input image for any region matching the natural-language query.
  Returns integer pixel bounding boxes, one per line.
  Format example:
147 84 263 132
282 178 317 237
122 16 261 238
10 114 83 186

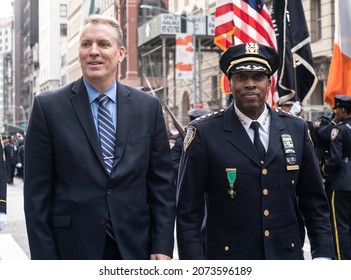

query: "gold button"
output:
263 210 270 216
224 246 229 252
263 189 268 195
262 169 268 175
291 243 295 248
264 230 270 237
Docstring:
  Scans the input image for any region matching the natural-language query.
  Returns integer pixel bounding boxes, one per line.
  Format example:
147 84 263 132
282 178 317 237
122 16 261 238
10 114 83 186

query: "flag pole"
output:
143 74 186 138
292 53 298 101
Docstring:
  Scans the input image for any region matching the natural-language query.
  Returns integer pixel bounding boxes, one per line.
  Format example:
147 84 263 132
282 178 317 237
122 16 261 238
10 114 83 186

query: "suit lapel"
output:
70 78 106 170
264 108 286 166
112 82 133 170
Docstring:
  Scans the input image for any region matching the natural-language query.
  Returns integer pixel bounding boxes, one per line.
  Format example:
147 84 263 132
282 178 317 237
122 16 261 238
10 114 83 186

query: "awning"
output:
3 124 25 134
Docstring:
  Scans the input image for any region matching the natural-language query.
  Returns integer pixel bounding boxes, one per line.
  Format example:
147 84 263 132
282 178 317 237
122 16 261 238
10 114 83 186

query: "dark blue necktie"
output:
250 121 266 162
97 94 116 174
97 94 116 241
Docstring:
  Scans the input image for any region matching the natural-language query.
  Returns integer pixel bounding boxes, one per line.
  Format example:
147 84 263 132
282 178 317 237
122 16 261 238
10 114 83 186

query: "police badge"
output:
183 125 196 153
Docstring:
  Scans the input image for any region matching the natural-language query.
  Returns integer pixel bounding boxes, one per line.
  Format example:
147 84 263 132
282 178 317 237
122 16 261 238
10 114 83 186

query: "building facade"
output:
0 16 14 133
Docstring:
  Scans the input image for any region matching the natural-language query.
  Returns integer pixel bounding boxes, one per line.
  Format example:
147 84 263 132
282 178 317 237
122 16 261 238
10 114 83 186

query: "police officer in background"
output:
0 138 7 231
176 42 334 260
169 109 210 187
322 95 351 260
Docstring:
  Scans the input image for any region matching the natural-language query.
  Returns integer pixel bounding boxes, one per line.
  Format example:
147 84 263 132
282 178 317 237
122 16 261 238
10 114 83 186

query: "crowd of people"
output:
1 14 350 261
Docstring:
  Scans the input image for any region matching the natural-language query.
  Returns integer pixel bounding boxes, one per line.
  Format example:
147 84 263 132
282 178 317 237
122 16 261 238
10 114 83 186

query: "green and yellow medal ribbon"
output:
226 168 237 198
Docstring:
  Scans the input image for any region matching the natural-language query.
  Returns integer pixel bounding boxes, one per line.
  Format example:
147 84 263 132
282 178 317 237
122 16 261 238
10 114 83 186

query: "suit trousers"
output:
103 234 122 260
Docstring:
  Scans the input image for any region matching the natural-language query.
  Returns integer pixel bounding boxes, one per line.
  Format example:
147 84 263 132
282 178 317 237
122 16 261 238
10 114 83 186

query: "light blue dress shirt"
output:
83 79 117 133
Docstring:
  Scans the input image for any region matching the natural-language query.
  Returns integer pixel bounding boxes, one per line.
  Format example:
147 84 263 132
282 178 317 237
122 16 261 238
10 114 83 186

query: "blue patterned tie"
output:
97 94 116 241
97 94 116 174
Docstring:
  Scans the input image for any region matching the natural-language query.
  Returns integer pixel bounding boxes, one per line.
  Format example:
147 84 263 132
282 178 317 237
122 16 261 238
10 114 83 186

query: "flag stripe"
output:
324 0 351 107
214 0 278 106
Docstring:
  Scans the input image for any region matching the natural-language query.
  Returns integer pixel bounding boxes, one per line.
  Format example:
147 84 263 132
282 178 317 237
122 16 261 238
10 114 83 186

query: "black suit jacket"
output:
24 78 176 259
176 104 334 260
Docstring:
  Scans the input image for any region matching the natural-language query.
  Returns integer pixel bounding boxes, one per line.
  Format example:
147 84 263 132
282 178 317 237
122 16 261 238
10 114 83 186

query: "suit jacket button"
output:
224 246 230 252
107 189 112 196
100 218 107 225
264 230 270 237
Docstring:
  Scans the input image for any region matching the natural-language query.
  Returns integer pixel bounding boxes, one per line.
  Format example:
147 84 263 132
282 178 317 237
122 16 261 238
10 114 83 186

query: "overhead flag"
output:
214 0 236 51
214 0 278 106
272 0 317 106
324 0 351 108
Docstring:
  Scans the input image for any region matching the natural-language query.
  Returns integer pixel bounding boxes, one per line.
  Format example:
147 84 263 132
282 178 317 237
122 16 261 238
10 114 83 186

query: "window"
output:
311 0 322 42
60 4 67 17
60 23 67 36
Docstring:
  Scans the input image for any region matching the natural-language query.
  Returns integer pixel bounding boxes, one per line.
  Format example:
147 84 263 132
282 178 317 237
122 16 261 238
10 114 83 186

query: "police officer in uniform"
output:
322 95 351 260
176 42 334 260
0 138 7 231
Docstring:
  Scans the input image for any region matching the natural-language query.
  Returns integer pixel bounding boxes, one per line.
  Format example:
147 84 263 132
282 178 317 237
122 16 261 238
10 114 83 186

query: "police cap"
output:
188 109 210 121
219 42 279 78
333 95 351 109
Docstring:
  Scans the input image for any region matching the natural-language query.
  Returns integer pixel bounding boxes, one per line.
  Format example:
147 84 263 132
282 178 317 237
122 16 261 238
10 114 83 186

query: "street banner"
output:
324 0 351 108
272 0 317 106
175 34 193 80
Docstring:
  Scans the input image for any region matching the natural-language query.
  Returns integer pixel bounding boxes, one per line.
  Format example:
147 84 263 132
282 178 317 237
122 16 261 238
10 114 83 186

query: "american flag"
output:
214 0 278 106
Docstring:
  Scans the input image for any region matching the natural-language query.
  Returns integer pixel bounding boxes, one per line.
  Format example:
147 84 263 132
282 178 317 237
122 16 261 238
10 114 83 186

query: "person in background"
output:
176 42 335 260
4 136 17 185
0 138 7 232
24 14 175 260
321 95 351 260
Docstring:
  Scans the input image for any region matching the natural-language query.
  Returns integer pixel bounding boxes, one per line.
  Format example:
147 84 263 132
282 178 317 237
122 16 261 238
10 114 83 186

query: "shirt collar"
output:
233 102 270 133
83 79 117 104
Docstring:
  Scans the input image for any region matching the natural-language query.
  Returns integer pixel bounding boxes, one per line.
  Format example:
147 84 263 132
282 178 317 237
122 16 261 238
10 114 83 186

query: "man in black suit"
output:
24 14 175 260
176 42 334 260
0 139 6 231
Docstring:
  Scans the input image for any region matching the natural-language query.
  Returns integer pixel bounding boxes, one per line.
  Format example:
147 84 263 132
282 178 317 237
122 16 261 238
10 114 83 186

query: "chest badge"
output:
281 134 299 171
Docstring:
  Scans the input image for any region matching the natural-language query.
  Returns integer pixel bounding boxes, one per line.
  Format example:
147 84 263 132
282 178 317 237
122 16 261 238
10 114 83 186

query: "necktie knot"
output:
97 94 109 106
250 121 266 161
250 121 260 132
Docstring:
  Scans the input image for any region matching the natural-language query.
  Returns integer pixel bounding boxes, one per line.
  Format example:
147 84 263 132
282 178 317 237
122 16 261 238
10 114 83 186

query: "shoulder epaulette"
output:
274 108 304 121
195 108 225 121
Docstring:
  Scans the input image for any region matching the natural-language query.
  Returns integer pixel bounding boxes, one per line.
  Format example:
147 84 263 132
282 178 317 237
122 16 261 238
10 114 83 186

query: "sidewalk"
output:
0 177 30 259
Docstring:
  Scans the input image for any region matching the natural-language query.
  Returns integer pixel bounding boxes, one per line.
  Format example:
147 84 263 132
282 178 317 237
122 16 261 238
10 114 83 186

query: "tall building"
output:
13 0 39 130
0 16 14 133
39 0 68 92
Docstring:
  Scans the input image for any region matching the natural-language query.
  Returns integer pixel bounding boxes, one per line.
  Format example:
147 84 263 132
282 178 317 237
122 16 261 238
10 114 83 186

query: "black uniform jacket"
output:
24 78 175 259
0 143 6 213
323 117 351 191
176 103 334 260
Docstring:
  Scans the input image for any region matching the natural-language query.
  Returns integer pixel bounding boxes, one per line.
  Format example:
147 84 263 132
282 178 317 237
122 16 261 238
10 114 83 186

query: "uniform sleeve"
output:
323 126 343 175
176 123 207 260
